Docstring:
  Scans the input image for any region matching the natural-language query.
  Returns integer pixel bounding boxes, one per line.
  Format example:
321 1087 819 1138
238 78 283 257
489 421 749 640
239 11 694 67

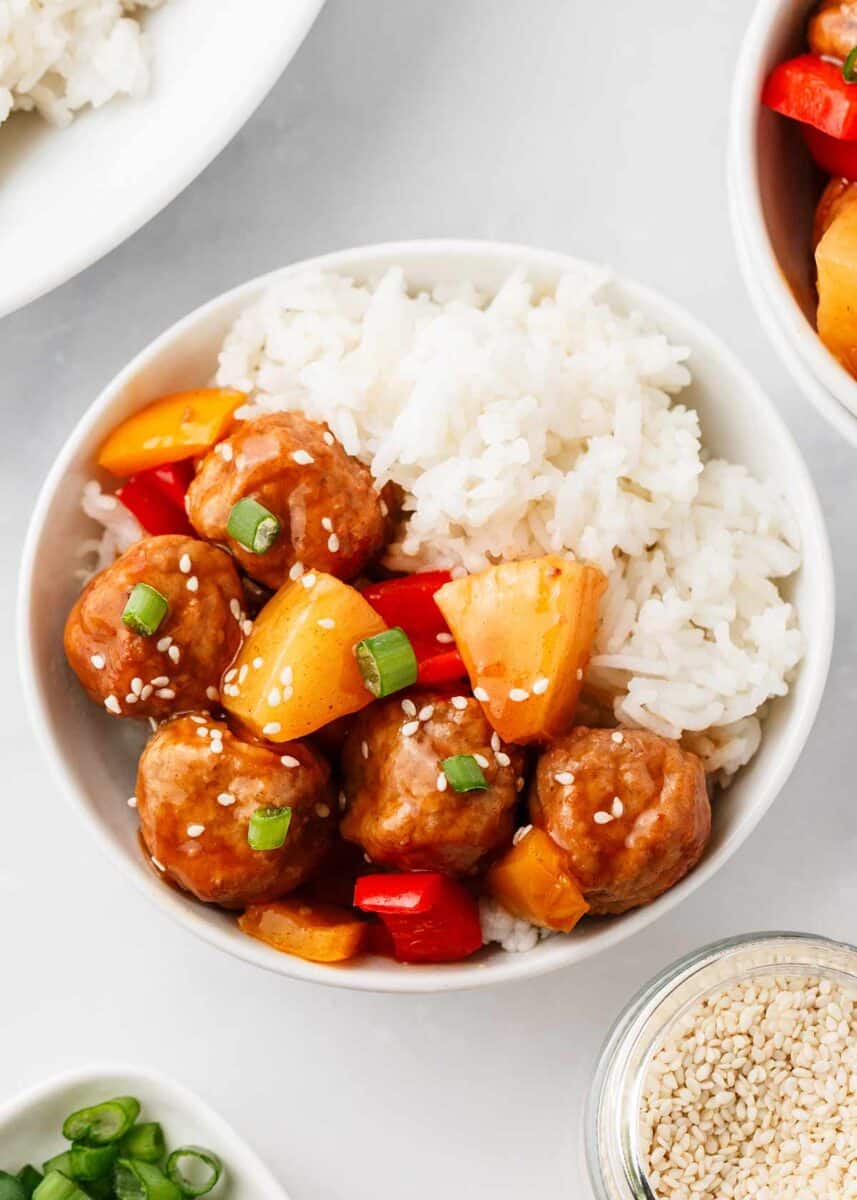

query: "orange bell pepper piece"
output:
239 897 367 963
487 827 589 933
97 388 246 476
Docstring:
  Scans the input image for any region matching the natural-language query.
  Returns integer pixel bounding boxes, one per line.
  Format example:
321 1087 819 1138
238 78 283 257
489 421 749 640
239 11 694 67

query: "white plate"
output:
0 1064 290 1198
0 0 325 320
18 240 834 993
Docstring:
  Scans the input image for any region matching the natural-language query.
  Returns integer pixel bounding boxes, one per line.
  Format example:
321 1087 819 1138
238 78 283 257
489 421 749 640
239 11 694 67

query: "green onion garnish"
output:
248 805 292 850
121 584 168 637
119 1123 166 1165
441 754 489 792
226 498 281 554
355 628 418 697
114 1159 181 1200
16 1166 42 1199
62 1097 140 1146
67 1144 117 1183
844 45 857 82
31 1175 89 1200
0 1171 27 1200
165 1147 223 1198
38 1158 71 1182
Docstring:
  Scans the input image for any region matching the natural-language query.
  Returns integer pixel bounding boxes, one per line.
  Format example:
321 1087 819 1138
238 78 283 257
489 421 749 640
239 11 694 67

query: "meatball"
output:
530 728 710 915
64 535 244 720
136 715 334 907
808 0 857 61
186 412 387 589
340 691 525 875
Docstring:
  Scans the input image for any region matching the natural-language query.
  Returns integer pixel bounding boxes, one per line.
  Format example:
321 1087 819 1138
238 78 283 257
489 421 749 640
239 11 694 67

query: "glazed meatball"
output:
530 728 710 915
809 0 857 60
136 715 334 907
340 691 525 875
186 412 387 589
64 535 244 720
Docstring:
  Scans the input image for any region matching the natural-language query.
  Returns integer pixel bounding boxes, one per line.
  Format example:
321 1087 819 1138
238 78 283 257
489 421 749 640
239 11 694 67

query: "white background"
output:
2 2 856 1197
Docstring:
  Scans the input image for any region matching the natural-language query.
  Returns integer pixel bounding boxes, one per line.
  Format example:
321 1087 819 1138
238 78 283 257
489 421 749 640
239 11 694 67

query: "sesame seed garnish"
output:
317 617 335 629
513 824 532 846
186 575 199 593
151 857 165 872
612 731 624 744
451 696 468 710
209 740 223 754
229 599 241 621
218 442 234 462
90 653 105 670
554 771 575 786
157 635 173 652
576 668 583 681
253 656 264 670
187 824 205 838
241 619 253 636
223 684 239 697
315 803 331 818
151 675 170 687
292 449 314 465
509 688 530 702
267 687 281 707
280 755 300 768
140 684 153 700
401 698 417 717
179 553 191 574
206 686 219 702
339 791 347 811
127 796 137 808
238 664 249 683
327 533 340 553
379 499 389 517
472 754 489 770
282 685 294 702
436 773 448 792
611 797 624 818
302 573 317 589
490 731 501 752
196 727 209 738
279 665 293 686
104 695 121 714
401 721 420 737
496 751 511 767
532 677 549 695
148 717 158 732
361 740 369 759
217 792 235 807
263 722 281 736
322 431 335 446
156 688 176 699
130 677 143 695
418 705 434 722
321 517 333 532
435 632 454 644
168 645 180 664
125 693 138 704
190 714 206 724
289 561 304 581
473 686 489 702
593 810 612 825
224 668 237 683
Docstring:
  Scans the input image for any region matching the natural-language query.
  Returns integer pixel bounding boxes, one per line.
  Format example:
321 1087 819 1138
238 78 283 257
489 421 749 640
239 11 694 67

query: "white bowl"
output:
17 240 835 993
0 1064 289 1197
729 0 857 448
0 0 325 320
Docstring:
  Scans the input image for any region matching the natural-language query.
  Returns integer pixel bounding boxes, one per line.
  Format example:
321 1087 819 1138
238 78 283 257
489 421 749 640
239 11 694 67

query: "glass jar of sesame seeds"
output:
584 932 857 1200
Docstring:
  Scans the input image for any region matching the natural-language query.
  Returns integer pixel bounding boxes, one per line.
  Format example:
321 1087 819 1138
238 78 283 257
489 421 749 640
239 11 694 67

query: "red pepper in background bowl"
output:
354 873 483 963
362 571 468 686
117 464 194 537
762 55 857 140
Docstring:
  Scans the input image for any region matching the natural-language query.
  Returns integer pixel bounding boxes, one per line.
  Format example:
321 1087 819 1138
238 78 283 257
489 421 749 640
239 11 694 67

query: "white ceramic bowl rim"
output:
17 239 835 993
729 0 857 448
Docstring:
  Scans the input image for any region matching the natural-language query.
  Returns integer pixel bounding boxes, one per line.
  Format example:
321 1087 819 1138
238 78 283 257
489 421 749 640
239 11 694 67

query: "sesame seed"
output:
151 857 165 872
156 688 176 699
490 732 501 752
224 668 237 683
321 516 333 532
302 573 317 589
292 449 314 465
151 675 170 687
554 772 575 786
130 677 143 695
223 684 239 697
186 824 205 837
263 722 281 736
217 792 235 807
229 599 242 621
168 645 180 664
418 705 434 722
451 696 468 710
125 693 138 704
322 431 335 446
279 665 293 686
268 687 281 707
241 619 253 636
401 698 417 717
532 677 550 695
611 731 624 744
436 773 448 792
474 753 490 768
140 684 153 701
104 695 121 714
315 803 331 818
576 668 583 681
361 740 369 759
513 824 532 846
379 499 389 517
495 751 511 767
157 635 172 652
327 533 340 553
90 653 105 670
282 685 294 701
186 575 199 593
288 561 304 581
148 717 158 733
611 796 624 818
339 791 347 811
220 443 234 462
209 740 223 754
473 686 489 702
127 796 137 808
509 688 530 702
253 656 264 670
280 755 300 769
317 617 335 629
206 686 219 701
190 714 205 724
179 553 191 574
593 810 612 825
238 664 248 683
436 632 454 644
196 727 209 738
401 721 420 737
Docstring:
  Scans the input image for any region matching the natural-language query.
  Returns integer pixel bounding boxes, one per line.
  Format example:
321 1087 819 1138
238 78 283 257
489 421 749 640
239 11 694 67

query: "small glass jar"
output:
584 931 857 1200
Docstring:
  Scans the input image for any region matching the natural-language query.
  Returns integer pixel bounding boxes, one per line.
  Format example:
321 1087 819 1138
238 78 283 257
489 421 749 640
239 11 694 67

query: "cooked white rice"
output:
212 266 802 780
0 0 162 129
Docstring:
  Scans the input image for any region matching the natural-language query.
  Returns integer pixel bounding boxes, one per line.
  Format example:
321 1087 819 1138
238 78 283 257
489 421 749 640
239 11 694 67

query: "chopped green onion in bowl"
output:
441 754 488 792
121 585 169 638
248 805 292 851
227 498 281 554
166 1148 222 1198
355 627 418 698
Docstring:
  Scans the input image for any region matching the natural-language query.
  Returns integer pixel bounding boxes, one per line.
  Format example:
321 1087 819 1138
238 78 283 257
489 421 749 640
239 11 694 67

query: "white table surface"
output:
2 2 856 1197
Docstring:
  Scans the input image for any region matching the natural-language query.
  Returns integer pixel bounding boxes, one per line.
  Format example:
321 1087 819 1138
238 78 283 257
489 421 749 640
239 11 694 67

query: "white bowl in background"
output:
0 0 325 320
729 0 857 448
17 240 835 993
0 1064 289 1197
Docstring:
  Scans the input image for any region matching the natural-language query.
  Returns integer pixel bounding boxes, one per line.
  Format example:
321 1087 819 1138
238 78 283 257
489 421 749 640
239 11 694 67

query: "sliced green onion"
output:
16 1167 42 1200
31 1174 89 1200
68 1143 117 1182
355 628 418 698
119 1123 166 1165
122 584 169 637
441 754 488 792
0 1171 26 1200
248 805 292 851
114 1159 181 1200
844 45 857 82
62 1096 140 1146
38 1159 70 1182
81 1179 114 1200
226 498 281 554
166 1147 223 1198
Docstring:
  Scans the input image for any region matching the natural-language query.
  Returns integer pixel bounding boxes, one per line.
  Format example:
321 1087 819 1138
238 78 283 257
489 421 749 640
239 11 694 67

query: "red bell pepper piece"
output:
763 55 857 140
804 124 857 180
410 637 467 685
117 472 193 537
363 572 468 684
354 873 483 963
147 459 196 509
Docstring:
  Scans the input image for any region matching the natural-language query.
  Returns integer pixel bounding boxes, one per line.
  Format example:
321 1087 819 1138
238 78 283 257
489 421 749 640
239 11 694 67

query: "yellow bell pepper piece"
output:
97 387 246 476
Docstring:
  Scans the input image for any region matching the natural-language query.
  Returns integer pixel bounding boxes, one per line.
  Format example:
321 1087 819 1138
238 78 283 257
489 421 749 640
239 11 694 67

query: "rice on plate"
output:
0 0 163 128
80 264 803 959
